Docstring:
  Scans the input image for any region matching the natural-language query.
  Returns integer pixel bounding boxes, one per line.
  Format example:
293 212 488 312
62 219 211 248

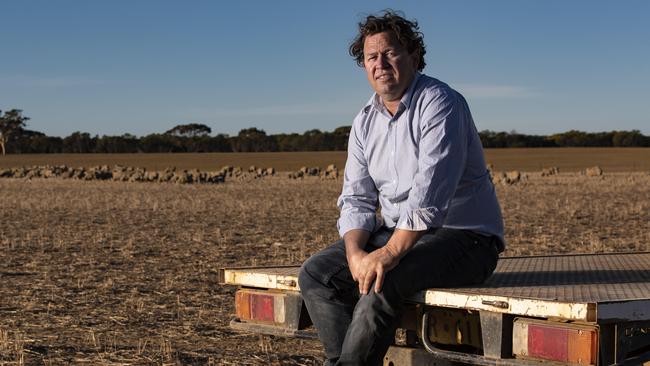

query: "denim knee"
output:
299 243 348 292
298 260 318 296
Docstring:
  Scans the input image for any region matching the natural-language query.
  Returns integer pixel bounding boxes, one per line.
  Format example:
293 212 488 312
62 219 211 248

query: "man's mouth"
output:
376 74 393 81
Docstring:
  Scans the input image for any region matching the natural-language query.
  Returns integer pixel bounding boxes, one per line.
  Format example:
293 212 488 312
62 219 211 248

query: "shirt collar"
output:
366 72 422 114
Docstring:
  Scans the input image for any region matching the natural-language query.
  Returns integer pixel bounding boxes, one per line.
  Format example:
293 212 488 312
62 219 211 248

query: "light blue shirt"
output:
337 73 505 248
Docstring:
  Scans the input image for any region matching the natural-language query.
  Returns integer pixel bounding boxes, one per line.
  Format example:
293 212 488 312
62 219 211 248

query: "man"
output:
298 10 505 366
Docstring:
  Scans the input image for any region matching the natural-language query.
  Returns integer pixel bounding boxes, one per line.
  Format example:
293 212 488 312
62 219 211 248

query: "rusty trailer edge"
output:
220 252 650 322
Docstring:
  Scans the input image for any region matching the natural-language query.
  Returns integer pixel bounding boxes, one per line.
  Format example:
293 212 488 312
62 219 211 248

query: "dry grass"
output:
0 171 649 364
1 147 650 172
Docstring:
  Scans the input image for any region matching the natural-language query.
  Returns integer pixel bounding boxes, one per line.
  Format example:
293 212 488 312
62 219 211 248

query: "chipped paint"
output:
222 253 650 324
423 291 596 321
222 269 301 291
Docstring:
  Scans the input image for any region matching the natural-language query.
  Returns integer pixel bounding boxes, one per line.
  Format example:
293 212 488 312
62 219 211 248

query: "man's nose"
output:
377 54 390 68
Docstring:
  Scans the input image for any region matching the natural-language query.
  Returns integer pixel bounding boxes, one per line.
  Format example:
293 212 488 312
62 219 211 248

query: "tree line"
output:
1 109 649 154
478 129 650 148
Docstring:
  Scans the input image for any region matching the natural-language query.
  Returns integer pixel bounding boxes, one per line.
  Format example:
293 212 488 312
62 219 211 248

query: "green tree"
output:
231 128 277 152
96 134 139 153
0 109 29 155
63 132 96 153
612 130 646 147
333 125 351 137
164 123 212 138
140 133 181 152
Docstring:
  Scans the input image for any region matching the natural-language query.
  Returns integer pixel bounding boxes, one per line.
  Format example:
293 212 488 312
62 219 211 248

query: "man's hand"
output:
347 250 367 283
343 228 427 295
344 229 371 282
356 246 400 295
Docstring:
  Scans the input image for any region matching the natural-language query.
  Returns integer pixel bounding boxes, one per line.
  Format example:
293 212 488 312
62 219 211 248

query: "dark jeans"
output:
298 227 500 366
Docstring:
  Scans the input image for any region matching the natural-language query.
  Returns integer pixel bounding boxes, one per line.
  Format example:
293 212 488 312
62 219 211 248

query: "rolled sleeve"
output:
395 207 443 231
396 91 467 231
336 116 380 237
337 212 379 237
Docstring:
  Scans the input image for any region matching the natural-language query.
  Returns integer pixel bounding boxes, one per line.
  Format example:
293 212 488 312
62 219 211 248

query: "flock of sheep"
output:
490 165 604 185
288 164 339 179
0 163 604 185
0 165 228 184
0 164 340 184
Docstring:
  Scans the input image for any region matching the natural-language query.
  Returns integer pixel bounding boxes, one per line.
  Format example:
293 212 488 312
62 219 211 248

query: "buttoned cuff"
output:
337 213 381 237
395 207 443 231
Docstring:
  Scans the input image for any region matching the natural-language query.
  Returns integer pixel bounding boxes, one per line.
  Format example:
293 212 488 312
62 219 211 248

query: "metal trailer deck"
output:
221 252 650 323
220 252 650 364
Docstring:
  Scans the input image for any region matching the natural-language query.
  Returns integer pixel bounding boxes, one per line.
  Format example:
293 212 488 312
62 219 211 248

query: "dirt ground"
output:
1 172 649 365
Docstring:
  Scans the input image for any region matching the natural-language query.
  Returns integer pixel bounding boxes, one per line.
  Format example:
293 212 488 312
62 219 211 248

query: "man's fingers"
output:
357 275 363 293
362 270 377 295
359 271 366 294
374 268 384 293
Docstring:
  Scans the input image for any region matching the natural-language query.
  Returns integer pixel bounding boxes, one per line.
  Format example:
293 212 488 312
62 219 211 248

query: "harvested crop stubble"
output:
0 173 649 364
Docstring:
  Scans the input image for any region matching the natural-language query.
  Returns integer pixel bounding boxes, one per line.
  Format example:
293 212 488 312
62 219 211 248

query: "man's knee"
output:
298 253 335 295
299 242 348 293
298 257 319 295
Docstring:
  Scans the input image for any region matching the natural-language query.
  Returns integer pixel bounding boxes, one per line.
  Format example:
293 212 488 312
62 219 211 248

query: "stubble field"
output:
1 151 650 365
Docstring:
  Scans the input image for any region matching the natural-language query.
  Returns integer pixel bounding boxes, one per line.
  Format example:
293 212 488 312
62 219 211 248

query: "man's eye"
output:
367 56 377 61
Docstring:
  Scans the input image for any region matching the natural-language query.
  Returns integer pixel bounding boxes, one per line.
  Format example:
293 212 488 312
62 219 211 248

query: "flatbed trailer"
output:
220 252 650 365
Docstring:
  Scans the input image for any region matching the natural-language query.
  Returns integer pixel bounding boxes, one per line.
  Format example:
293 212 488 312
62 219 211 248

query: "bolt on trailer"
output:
220 252 650 365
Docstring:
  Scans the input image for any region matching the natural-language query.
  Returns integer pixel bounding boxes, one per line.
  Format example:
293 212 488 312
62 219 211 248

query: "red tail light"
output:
235 289 283 324
250 293 274 322
529 325 569 359
513 318 598 364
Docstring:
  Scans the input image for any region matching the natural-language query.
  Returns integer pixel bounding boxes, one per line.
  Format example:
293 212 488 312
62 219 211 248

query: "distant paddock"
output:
0 148 649 172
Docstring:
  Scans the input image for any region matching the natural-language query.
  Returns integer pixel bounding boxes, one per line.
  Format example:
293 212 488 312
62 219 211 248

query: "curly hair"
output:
349 10 426 71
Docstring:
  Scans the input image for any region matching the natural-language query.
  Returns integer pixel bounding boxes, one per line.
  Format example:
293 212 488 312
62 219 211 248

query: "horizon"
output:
2 1 649 137
8 122 650 139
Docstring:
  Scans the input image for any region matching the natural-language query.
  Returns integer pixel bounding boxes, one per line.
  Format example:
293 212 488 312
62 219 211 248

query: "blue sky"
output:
1 1 649 137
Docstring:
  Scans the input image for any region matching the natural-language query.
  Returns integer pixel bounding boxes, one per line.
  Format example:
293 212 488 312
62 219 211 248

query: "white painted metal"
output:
423 291 596 321
221 252 650 322
274 295 286 323
221 269 300 291
511 321 529 357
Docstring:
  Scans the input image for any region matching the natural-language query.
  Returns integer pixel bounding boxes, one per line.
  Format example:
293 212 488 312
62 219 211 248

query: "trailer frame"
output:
220 252 650 365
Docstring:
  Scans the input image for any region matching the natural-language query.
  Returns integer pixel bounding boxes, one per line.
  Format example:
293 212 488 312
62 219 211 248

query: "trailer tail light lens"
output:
513 318 598 365
235 289 285 324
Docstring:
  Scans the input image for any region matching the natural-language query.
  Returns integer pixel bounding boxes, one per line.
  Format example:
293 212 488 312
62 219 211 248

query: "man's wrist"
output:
381 244 400 259
384 228 427 258
343 229 371 255
346 245 366 261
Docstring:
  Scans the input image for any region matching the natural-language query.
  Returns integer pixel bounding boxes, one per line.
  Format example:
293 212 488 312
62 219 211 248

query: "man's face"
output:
363 31 418 104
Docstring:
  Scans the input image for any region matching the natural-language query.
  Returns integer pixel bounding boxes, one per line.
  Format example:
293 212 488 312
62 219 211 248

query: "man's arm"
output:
337 112 384 280
337 114 380 238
